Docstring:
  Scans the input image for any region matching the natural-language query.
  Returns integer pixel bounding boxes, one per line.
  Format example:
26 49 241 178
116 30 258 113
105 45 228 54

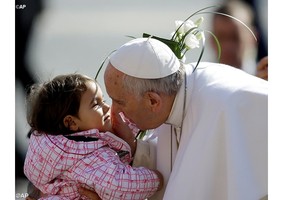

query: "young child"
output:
24 73 163 200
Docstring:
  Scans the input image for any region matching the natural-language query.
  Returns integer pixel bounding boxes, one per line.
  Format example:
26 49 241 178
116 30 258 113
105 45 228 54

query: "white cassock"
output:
133 62 267 200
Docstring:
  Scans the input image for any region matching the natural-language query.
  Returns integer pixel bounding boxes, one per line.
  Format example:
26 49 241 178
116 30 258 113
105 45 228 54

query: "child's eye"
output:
93 102 101 108
93 103 100 108
93 100 107 109
91 100 99 108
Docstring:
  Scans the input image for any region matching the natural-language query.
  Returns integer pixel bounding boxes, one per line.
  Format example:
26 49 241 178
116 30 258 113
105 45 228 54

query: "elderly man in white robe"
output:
79 38 267 200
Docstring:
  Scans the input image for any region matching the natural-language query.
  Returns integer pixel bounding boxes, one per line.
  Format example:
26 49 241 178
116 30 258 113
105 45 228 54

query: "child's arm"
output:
78 169 163 200
75 147 163 200
151 169 164 191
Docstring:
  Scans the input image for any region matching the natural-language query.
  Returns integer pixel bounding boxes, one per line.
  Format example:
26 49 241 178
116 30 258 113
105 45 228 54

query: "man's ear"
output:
63 115 78 131
145 92 162 112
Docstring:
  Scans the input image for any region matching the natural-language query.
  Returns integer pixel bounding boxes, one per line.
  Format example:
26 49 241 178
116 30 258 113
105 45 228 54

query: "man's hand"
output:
78 187 101 200
256 56 268 81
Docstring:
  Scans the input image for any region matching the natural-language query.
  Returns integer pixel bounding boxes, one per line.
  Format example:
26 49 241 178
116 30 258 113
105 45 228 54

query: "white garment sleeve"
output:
132 139 157 169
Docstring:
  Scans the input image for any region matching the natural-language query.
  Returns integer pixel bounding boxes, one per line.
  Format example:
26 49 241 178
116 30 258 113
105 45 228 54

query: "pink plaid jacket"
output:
24 129 160 200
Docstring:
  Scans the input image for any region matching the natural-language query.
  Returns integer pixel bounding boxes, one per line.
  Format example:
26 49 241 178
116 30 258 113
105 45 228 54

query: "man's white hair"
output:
121 64 185 97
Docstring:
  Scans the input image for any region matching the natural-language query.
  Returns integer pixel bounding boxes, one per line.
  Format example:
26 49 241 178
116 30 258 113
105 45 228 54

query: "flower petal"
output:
185 34 200 49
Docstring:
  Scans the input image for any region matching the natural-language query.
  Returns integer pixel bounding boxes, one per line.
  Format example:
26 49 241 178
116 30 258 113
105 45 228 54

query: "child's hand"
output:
111 111 137 155
111 111 130 136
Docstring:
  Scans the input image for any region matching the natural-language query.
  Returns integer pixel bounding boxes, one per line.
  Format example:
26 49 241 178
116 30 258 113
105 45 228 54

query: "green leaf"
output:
136 130 147 140
125 35 137 39
143 33 182 59
197 11 257 41
193 31 205 72
95 50 116 80
205 30 221 62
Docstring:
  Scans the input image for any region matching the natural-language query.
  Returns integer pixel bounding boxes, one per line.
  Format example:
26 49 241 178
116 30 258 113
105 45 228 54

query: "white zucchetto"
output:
109 38 180 79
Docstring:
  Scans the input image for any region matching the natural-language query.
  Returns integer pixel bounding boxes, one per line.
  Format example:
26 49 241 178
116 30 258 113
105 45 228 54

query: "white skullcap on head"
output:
109 38 180 79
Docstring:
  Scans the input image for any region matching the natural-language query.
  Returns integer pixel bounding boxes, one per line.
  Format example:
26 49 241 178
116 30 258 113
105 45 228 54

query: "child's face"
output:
74 81 112 132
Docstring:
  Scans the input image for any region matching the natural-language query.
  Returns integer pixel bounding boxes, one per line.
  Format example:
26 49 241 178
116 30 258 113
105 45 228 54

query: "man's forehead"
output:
105 63 123 80
105 69 125 96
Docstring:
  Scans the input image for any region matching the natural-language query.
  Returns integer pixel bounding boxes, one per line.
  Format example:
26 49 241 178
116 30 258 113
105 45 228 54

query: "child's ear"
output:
63 115 78 131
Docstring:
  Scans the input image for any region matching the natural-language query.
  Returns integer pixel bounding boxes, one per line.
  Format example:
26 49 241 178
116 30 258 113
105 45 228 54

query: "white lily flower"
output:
175 19 197 35
185 33 200 49
194 17 204 27
195 31 204 41
171 31 183 43
175 20 184 34
183 19 197 33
